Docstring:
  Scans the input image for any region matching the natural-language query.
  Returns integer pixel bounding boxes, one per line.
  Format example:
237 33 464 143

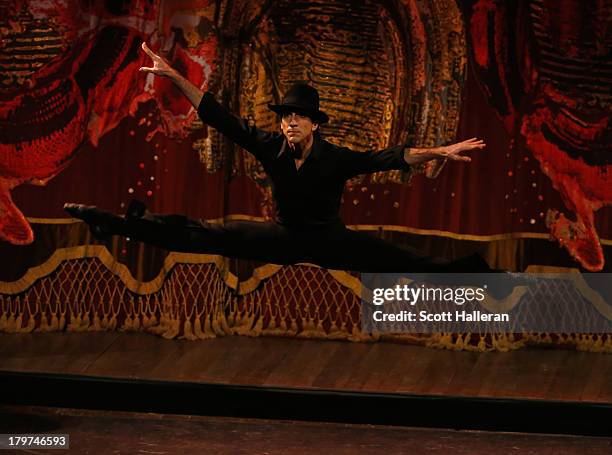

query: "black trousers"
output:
120 212 493 274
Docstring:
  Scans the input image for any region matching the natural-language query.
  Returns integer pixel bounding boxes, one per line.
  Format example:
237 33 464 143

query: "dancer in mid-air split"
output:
64 42 498 275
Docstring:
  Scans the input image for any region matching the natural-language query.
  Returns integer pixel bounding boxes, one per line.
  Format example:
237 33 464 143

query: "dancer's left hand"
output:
437 138 486 162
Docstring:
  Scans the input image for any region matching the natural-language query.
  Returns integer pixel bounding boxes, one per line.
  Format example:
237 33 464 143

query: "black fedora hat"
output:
268 83 329 124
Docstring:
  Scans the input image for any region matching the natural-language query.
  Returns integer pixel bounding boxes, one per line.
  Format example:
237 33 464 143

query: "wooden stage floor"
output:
1 332 612 452
0 332 611 403
1 405 611 455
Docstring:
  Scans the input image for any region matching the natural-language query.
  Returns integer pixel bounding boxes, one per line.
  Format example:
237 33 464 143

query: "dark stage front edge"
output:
0 371 610 437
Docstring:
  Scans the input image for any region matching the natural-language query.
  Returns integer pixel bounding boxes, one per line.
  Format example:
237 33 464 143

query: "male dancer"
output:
65 43 493 274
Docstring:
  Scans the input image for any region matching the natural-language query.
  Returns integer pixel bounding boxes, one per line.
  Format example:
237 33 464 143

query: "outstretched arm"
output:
341 138 486 179
139 42 203 108
403 138 486 165
139 42 276 159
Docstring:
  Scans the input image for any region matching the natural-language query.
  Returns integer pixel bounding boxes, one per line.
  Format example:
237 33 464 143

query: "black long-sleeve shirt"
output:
197 92 412 228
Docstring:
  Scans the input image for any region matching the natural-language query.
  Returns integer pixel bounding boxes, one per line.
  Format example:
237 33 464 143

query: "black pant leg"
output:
307 226 492 273
121 213 493 275
124 214 303 264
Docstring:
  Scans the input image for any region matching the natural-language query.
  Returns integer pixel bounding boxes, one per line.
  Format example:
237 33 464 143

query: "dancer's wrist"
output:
403 147 440 165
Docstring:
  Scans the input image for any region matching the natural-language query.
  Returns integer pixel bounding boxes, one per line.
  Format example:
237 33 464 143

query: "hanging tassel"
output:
183 320 197 341
79 314 90 331
92 315 102 331
162 318 180 339
50 313 59 330
37 313 49 332
23 315 35 333
6 314 15 332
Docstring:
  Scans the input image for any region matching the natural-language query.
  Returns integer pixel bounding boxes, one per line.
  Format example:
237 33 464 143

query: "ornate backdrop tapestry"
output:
0 0 610 351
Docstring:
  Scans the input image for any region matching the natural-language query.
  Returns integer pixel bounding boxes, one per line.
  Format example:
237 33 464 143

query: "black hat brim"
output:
268 103 329 124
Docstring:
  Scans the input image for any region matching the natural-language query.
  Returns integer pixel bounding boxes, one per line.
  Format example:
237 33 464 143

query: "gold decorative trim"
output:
327 269 363 297
237 262 362 297
531 269 612 321
237 263 284 295
27 217 81 224
349 223 612 244
0 245 237 295
3 243 602 317
0 246 365 298
26 216 612 244
524 265 580 273
1 246 609 353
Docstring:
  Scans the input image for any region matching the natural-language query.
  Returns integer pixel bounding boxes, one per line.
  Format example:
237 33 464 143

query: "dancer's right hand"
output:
139 42 176 78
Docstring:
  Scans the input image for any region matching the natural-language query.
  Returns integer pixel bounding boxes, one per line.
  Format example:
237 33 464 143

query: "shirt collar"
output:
277 135 322 160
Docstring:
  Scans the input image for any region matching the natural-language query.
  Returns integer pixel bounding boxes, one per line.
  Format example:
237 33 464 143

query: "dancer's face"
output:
280 111 318 146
